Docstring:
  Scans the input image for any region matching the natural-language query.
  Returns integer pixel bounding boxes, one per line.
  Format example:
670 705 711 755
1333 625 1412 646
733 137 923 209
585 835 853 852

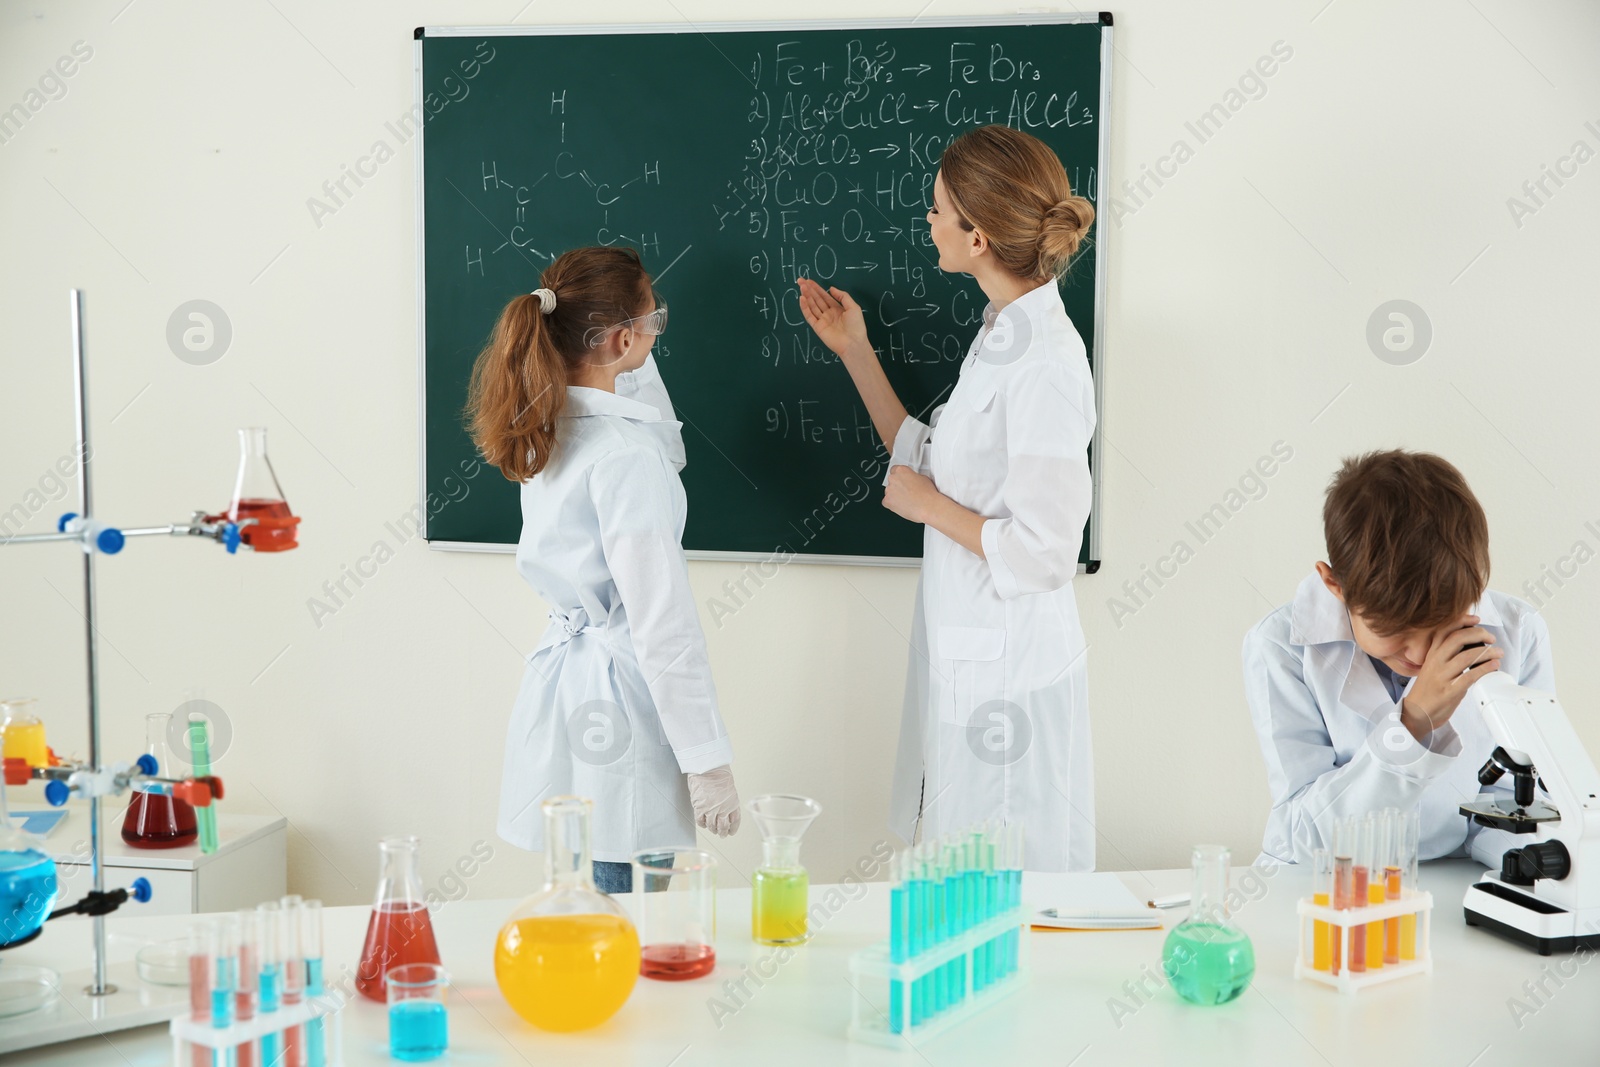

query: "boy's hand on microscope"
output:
1399 615 1504 742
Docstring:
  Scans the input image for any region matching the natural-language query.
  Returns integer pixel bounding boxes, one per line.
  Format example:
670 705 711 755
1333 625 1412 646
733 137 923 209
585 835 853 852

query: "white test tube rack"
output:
1293 889 1434 993
170 998 343 1065
847 902 1029 1047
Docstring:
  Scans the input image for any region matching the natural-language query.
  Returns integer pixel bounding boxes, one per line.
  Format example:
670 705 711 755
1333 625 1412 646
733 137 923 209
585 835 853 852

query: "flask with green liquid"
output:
1162 844 1255 1005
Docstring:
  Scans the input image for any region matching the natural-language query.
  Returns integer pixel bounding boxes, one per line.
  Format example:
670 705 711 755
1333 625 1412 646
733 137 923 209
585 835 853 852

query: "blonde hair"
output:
465 246 651 482
938 125 1094 280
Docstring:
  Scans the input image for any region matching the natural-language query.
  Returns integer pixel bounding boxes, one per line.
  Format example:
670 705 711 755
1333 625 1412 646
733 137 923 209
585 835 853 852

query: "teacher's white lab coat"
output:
496 356 733 863
888 281 1097 872
1244 572 1553 865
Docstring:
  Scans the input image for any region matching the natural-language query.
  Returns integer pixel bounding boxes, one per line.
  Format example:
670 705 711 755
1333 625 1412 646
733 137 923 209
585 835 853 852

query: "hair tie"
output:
531 288 557 314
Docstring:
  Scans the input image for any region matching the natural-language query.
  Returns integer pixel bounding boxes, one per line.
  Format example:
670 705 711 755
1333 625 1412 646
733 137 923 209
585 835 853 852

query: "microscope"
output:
1459 673 1600 955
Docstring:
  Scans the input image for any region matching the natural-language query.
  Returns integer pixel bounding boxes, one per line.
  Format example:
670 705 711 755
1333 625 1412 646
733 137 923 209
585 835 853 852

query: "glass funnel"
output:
227 427 299 552
748 794 821 946
355 836 441 1002
0 774 58 950
1161 844 1255 1005
122 713 197 848
494 796 640 1031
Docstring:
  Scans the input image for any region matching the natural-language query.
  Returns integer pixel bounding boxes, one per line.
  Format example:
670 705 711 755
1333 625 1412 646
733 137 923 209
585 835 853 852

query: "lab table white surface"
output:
2 860 1591 1065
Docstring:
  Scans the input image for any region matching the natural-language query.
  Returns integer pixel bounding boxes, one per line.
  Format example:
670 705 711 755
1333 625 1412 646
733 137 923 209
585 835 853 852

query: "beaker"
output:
1161 844 1255 1005
355 836 441 1003
388 963 449 1062
0 698 48 768
0 775 57 951
748 794 821 946
226 427 299 552
493 796 640 1031
122 713 198 848
632 848 716 980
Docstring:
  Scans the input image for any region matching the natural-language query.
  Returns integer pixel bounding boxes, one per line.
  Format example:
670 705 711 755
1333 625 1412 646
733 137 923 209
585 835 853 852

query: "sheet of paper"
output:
1033 872 1163 929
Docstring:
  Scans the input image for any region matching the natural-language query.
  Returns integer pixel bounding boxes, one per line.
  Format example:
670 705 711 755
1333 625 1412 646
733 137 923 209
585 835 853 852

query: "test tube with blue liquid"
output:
257 901 283 1067
888 849 906 1034
302 899 327 1067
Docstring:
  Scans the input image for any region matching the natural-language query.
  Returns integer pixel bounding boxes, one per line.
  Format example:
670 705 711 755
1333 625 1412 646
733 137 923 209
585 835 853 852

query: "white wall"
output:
2 0 1597 908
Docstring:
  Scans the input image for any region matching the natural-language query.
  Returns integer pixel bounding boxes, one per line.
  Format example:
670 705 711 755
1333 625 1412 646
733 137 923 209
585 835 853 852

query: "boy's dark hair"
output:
1323 450 1490 635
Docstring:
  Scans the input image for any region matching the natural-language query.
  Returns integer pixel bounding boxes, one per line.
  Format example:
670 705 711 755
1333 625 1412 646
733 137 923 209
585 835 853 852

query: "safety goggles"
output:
586 301 668 348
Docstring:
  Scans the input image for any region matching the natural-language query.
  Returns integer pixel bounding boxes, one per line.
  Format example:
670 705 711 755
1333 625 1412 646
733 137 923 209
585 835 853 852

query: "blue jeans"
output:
594 853 679 895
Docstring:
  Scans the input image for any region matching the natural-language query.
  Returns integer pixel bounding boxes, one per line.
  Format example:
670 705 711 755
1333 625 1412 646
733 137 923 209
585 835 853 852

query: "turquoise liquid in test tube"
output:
888 849 907 1034
302 899 327 1067
258 901 283 1067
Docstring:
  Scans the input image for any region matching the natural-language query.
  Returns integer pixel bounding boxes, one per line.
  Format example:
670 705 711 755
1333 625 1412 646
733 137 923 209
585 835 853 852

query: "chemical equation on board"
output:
765 399 880 446
713 36 1096 383
462 89 683 286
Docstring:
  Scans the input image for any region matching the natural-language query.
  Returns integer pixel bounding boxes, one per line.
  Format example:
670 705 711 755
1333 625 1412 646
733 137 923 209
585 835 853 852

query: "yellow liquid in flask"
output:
494 914 640 1032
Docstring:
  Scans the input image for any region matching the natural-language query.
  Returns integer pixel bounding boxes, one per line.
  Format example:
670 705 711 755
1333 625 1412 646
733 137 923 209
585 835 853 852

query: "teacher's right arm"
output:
796 278 909 451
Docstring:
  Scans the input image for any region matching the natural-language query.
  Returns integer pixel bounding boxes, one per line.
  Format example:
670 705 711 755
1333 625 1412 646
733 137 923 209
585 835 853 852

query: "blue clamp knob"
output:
223 523 241 554
58 512 78 533
44 779 70 807
130 877 153 904
97 528 125 555
136 753 159 776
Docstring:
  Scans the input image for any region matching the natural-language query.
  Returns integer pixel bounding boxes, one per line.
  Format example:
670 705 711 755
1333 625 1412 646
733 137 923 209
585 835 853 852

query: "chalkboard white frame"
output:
415 13 1111 570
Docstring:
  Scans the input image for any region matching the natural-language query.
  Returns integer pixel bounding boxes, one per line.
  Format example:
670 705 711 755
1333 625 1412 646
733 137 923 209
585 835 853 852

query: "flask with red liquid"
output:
355 836 440 1002
207 427 300 552
123 712 197 848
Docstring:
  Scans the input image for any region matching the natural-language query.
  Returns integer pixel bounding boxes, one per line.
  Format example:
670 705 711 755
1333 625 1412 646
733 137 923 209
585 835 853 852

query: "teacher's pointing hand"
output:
797 277 869 360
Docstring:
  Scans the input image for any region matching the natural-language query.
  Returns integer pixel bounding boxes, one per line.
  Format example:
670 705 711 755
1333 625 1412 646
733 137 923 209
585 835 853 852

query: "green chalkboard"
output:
418 16 1109 565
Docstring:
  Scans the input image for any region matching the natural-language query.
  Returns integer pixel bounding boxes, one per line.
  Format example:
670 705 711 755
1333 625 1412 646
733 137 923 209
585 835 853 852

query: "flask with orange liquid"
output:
206 427 300 552
355 836 441 1002
494 796 640 1031
122 713 198 848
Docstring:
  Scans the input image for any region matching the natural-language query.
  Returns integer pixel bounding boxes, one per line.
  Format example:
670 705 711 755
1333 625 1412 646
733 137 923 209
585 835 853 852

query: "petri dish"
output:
136 939 191 986
0 964 60 1017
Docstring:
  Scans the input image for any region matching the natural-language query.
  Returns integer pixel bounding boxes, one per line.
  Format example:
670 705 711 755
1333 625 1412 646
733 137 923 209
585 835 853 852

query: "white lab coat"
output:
887 280 1098 872
1244 572 1554 865
496 356 733 863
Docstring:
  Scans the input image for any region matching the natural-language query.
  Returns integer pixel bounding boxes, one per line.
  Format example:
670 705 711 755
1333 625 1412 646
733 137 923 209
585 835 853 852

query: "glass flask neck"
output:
761 838 803 870
543 797 596 889
1189 844 1232 925
375 836 427 908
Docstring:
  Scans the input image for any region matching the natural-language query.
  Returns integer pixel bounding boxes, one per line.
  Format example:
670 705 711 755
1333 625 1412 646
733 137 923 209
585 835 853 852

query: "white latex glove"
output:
687 766 741 837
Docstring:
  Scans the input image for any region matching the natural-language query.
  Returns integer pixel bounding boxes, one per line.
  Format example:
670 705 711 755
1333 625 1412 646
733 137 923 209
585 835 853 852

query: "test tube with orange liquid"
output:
1311 849 1332 972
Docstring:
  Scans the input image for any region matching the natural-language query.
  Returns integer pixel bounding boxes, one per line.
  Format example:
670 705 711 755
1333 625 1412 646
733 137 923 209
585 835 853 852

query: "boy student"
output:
1244 450 1553 865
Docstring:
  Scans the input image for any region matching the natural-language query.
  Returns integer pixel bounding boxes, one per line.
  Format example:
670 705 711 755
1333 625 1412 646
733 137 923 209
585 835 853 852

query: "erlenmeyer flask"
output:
0 775 58 949
355 836 441 1002
122 713 198 848
494 796 640 1031
748 794 821 945
227 427 299 552
1161 844 1255 1004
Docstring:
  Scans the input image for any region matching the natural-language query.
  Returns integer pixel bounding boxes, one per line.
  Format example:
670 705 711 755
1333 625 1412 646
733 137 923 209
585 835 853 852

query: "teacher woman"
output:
798 125 1097 871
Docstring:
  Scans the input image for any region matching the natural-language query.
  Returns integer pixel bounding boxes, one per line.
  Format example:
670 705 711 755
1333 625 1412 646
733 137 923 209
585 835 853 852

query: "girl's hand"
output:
883 465 940 524
797 277 870 359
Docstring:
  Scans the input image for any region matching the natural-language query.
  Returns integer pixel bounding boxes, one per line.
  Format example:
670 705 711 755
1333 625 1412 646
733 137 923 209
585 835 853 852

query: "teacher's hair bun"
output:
1037 195 1095 275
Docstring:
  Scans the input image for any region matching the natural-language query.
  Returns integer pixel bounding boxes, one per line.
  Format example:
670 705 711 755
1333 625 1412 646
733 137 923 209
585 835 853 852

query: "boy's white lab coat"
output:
496 356 733 863
1244 572 1553 865
888 281 1098 872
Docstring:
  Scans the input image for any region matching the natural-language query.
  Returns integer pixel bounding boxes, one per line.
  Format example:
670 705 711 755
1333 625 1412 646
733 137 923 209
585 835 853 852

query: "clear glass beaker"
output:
355 836 441 1002
0 698 47 768
632 848 716 980
388 963 449 1062
749 794 821 946
228 427 298 552
493 796 640 1031
1161 844 1255 1005
122 713 198 848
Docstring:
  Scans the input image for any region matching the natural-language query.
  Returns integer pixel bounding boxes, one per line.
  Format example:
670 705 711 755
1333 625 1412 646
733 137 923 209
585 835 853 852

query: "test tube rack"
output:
170 998 343 1065
847 902 1029 1047
1293 890 1433 994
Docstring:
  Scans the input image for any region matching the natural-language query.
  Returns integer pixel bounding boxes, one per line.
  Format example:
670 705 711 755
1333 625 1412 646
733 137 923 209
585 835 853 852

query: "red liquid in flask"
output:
122 791 197 848
640 943 716 980
354 903 440 1002
232 498 298 552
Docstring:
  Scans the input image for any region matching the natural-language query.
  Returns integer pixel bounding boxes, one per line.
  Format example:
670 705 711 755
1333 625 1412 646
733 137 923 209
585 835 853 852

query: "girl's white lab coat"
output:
888 281 1097 872
1244 572 1553 865
496 356 733 862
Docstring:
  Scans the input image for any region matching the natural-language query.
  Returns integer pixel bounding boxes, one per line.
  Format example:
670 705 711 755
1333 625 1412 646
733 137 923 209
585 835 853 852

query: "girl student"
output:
797 125 1098 871
467 246 740 894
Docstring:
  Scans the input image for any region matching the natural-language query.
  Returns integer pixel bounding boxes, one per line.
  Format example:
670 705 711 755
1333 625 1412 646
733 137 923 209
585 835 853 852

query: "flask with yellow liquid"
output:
0 699 48 769
493 796 639 1031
